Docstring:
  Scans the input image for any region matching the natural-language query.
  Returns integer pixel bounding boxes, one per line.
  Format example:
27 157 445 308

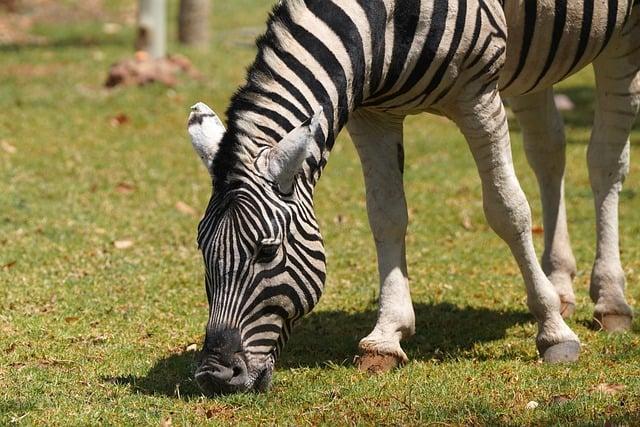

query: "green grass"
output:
1 1 640 425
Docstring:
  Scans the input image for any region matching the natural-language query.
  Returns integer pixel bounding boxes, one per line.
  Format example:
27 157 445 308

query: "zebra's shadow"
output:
280 302 531 369
103 302 530 399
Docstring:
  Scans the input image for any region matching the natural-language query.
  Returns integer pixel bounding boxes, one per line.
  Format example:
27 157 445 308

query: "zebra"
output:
187 0 639 394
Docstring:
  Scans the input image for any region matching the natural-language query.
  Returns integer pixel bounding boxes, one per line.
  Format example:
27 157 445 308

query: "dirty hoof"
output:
595 314 632 333
560 302 576 319
355 352 403 374
542 341 580 363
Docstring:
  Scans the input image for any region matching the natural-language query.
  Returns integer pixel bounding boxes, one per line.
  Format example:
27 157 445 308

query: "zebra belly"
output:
498 0 635 97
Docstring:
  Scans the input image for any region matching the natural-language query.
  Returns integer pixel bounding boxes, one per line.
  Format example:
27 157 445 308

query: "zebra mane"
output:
211 1 297 190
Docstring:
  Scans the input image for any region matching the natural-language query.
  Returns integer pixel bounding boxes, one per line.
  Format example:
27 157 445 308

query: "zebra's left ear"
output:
188 102 226 176
267 109 323 194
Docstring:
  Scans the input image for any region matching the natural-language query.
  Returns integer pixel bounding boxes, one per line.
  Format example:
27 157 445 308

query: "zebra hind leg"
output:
346 110 415 373
448 88 581 363
587 17 640 332
509 89 577 318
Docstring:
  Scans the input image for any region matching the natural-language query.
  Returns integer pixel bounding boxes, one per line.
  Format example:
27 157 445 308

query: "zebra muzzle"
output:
195 358 249 395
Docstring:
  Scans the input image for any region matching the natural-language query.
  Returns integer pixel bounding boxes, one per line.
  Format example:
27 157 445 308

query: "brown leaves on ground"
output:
115 182 135 194
195 403 235 421
2 260 16 270
113 239 134 250
109 113 130 127
175 201 197 217
1 140 16 154
105 52 202 88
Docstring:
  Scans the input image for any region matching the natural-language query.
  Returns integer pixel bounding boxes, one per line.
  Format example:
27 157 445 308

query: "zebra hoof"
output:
354 352 403 374
542 341 580 363
595 314 632 333
560 302 576 319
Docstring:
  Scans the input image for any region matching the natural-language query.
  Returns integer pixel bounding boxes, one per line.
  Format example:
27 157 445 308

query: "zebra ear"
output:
188 102 226 175
267 109 323 193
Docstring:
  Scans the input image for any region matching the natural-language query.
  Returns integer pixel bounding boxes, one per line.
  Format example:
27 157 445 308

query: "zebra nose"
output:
195 359 249 395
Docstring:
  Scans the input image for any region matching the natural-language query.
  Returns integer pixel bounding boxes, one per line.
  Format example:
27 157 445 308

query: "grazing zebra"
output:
187 0 640 394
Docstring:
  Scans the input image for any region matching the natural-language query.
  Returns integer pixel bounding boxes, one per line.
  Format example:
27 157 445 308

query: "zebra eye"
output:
255 238 280 263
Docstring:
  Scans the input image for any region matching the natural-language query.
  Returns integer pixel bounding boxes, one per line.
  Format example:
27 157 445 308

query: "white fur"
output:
188 102 226 173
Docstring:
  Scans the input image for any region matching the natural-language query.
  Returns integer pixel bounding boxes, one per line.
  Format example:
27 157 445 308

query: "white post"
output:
136 0 167 59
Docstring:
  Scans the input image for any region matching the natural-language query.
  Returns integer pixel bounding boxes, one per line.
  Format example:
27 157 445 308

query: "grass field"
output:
1 1 640 425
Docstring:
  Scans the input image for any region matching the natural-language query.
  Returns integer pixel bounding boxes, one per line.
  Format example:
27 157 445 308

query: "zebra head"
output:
187 102 327 395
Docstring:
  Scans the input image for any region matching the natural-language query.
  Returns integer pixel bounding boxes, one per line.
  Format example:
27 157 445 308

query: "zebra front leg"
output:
510 89 577 318
448 90 580 362
347 110 415 373
588 26 639 332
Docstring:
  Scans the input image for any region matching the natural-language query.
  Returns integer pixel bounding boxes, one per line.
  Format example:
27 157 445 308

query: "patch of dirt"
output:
105 51 201 88
354 352 402 374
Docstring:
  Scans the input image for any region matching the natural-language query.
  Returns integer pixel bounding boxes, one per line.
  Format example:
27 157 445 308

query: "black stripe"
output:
374 0 451 105
417 0 468 105
526 0 567 92
502 0 537 90
560 0 594 80
598 0 619 56
307 0 365 108
358 0 387 95
373 0 420 97
253 89 307 123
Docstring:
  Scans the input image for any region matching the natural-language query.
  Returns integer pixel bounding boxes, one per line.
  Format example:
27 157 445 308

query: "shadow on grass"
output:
104 302 531 399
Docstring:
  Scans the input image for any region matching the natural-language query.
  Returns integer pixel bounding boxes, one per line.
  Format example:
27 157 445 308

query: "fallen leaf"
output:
186 343 198 352
159 417 172 427
175 201 197 216
110 113 130 127
593 383 626 395
532 225 544 235
64 316 80 323
114 240 134 249
525 401 539 410
2 261 16 270
115 182 135 194
1 140 16 154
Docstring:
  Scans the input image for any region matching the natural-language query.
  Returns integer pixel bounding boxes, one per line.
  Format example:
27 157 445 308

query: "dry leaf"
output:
64 316 80 323
593 383 626 395
175 201 197 216
114 240 134 249
1 140 16 154
110 113 130 127
525 401 539 410
115 182 135 194
2 261 16 270
159 417 172 427
532 225 544 235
